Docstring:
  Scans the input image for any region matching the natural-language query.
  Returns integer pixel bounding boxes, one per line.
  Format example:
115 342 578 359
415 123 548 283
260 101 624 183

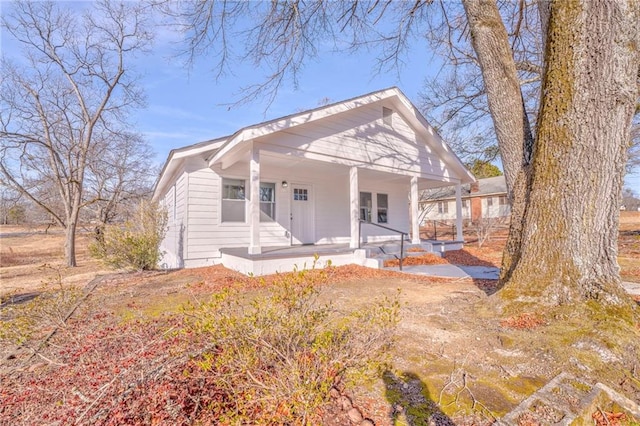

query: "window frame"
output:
359 191 373 222
221 177 246 223
437 201 449 214
377 193 388 223
259 182 276 222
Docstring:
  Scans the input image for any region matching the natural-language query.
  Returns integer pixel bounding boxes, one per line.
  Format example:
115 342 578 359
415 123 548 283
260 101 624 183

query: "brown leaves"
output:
500 313 545 330
592 408 626 426
384 253 448 268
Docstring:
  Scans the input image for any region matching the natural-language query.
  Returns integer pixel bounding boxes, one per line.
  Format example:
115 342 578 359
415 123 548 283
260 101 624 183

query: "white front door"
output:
290 184 314 244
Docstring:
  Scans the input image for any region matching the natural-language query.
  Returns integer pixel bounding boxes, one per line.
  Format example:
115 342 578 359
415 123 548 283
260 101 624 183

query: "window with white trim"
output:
259 182 276 221
377 193 388 223
360 192 372 222
487 197 493 206
461 199 468 209
222 178 245 222
499 195 508 205
437 201 449 214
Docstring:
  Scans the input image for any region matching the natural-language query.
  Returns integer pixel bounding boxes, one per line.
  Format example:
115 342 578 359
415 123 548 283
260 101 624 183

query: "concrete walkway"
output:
622 281 640 296
388 264 640 297
387 264 500 280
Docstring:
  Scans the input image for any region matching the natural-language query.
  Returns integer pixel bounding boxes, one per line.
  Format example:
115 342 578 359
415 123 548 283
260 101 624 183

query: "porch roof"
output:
207 87 474 183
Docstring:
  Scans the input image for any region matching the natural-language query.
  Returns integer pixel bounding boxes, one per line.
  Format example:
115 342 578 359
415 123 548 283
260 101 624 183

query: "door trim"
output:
289 183 315 245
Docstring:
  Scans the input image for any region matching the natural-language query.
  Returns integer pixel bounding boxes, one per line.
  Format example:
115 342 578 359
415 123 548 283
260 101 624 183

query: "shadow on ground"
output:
383 370 455 426
0 292 41 309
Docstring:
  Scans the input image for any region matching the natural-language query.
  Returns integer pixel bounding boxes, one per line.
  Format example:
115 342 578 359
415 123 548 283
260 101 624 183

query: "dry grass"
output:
0 227 112 297
1 218 640 425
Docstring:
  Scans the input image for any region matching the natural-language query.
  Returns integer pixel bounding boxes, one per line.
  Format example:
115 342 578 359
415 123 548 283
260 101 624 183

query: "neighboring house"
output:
152 87 475 274
420 175 510 224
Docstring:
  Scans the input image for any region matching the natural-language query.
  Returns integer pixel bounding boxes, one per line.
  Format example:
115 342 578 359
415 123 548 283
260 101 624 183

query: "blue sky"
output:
134 23 640 193
134 27 436 164
1 1 638 193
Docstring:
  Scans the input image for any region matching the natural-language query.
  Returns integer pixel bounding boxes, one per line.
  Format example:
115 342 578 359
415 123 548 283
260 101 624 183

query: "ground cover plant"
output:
0 263 400 425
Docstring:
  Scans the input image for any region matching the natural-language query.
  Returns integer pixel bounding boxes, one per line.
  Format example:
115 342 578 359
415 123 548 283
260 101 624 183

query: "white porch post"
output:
349 166 359 248
248 147 261 254
455 183 464 241
410 176 420 244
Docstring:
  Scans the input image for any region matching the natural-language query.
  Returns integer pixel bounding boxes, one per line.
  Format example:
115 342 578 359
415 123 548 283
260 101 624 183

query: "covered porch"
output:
210 146 467 258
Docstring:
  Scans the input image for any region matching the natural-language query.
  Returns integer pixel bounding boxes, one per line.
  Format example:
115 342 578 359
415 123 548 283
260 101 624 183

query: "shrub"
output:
182 263 400 424
90 200 167 271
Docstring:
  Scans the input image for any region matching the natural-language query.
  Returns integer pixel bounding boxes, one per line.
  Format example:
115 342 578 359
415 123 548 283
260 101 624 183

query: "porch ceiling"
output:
226 150 455 189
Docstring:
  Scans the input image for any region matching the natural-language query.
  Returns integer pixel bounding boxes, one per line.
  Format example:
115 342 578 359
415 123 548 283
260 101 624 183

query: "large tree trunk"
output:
462 0 535 283
499 0 639 307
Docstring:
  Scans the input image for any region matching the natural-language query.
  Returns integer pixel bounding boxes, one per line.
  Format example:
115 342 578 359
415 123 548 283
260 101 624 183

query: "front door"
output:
290 184 314 244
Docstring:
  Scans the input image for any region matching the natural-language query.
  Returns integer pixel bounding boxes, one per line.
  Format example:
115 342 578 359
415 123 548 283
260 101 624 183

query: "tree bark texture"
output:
462 0 535 283
500 0 639 306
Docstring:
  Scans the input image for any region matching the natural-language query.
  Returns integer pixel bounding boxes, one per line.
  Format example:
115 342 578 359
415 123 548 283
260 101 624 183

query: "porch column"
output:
349 166 359 248
455 183 464 241
410 176 420 244
248 147 261 254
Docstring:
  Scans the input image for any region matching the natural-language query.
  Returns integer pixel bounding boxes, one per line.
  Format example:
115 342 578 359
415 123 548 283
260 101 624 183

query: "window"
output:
293 188 308 201
382 106 393 127
260 182 276 221
360 192 372 222
377 193 388 223
499 195 508 205
486 197 493 207
222 178 245 222
437 201 449 214
461 199 468 209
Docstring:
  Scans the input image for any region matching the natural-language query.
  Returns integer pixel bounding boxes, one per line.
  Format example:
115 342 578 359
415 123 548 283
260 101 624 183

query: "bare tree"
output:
84 130 157 227
0 187 22 225
0 1 153 266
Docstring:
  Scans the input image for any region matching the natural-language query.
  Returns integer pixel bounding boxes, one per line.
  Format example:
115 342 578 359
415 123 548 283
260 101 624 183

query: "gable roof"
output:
421 175 507 201
153 87 475 200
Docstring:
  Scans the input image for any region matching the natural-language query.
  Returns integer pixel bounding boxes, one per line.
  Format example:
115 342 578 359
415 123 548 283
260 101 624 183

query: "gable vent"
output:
382 106 393 127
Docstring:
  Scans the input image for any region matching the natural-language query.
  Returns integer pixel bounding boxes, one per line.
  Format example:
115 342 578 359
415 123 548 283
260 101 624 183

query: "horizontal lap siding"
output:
314 176 350 242
359 182 410 240
186 167 290 259
259 103 448 178
160 185 178 268
187 168 219 259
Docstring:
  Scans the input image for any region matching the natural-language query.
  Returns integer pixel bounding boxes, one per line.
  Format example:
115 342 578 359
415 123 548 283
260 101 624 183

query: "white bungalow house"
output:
152 87 475 275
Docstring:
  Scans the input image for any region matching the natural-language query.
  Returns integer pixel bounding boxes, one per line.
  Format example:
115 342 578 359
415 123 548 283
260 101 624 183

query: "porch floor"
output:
220 242 371 260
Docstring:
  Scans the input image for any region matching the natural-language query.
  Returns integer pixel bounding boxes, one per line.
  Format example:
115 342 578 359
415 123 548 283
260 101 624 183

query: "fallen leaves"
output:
444 249 499 267
500 313 546 330
592 408 626 426
384 253 448 268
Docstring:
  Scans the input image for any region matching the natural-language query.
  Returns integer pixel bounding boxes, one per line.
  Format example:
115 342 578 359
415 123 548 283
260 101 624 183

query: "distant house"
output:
420 175 510 224
152 87 475 274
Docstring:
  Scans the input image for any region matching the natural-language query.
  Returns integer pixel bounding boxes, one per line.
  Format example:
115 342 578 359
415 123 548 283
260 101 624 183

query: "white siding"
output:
184 166 291 264
158 170 188 269
421 200 471 223
186 167 220 260
257 102 450 180
482 197 511 218
356 182 410 243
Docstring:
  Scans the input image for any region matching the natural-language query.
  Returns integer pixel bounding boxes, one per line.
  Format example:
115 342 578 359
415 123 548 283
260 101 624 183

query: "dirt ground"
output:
1 214 639 425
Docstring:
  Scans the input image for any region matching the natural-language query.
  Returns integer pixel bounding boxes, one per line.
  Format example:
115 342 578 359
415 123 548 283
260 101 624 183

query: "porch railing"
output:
430 220 456 241
358 220 409 271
